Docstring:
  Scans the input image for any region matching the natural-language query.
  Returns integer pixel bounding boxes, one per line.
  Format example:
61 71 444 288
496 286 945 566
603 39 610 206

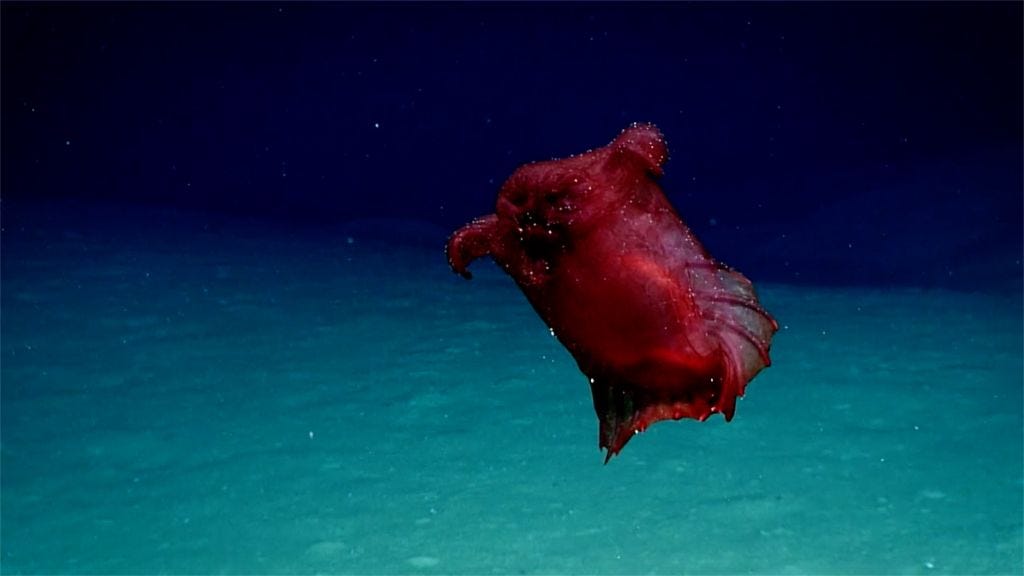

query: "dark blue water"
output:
2 4 1021 574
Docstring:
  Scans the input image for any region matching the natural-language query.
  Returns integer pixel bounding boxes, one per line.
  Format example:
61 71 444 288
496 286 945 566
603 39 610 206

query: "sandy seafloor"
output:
2 200 1021 575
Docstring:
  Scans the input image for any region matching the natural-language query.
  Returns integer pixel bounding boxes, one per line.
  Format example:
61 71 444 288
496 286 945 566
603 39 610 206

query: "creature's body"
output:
447 124 777 461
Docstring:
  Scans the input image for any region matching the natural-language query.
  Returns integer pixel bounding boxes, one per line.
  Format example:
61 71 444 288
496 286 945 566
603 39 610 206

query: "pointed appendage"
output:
446 215 500 279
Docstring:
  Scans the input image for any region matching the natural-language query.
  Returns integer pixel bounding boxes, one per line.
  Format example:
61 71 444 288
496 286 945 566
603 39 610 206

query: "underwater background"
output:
2 3 1021 574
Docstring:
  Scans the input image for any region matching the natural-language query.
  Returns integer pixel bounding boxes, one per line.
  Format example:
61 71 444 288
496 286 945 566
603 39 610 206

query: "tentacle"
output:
445 214 500 279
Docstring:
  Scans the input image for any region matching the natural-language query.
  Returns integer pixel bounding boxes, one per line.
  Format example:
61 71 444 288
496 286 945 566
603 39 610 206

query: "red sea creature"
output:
447 123 778 461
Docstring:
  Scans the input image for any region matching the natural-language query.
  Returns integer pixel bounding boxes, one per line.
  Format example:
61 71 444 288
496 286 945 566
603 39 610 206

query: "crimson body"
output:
447 124 777 461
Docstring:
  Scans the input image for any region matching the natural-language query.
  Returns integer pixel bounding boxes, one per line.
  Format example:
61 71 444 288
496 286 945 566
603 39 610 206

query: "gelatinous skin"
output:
447 123 778 461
